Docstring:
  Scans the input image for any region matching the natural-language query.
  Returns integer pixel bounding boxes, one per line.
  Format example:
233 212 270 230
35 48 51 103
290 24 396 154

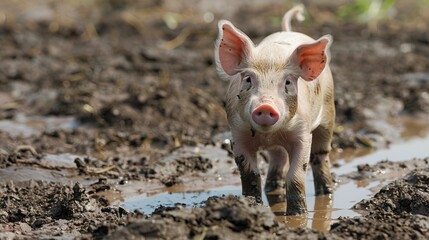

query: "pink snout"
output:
251 104 279 126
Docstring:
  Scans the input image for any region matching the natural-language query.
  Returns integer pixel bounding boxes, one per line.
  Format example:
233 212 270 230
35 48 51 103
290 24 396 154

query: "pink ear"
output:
293 35 332 81
216 21 253 76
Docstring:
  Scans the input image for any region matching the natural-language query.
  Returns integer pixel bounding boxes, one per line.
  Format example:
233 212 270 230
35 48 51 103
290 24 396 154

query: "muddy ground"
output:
0 0 428 239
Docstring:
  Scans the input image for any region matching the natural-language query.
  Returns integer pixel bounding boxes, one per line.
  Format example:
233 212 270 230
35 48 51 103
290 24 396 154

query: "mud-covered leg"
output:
265 146 288 207
285 135 312 215
234 154 261 202
310 125 334 195
231 134 262 202
264 146 288 193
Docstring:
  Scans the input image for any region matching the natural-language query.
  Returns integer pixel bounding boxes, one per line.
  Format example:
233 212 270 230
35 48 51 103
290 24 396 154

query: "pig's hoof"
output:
286 207 307 216
286 197 307 215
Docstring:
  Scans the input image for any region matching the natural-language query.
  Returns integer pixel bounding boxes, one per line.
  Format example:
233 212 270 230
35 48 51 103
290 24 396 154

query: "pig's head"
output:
215 20 331 133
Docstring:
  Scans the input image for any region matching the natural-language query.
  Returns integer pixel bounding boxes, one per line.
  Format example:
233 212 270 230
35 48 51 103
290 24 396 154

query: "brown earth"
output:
0 0 428 239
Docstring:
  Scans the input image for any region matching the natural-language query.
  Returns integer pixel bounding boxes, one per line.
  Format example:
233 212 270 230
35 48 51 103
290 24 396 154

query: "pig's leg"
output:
231 134 262 202
310 125 334 195
285 135 312 215
265 146 288 193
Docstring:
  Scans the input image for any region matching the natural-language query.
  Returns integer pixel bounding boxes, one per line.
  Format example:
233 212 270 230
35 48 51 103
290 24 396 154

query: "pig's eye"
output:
284 78 297 95
244 76 252 83
242 75 253 87
284 79 293 94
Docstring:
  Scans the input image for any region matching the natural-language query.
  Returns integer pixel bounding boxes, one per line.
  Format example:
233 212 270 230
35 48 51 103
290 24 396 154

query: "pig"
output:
214 4 335 215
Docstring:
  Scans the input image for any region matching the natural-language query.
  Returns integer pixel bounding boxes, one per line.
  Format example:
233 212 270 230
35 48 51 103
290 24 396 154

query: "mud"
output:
0 181 128 239
107 195 322 240
0 0 429 239
3 160 425 239
331 166 429 240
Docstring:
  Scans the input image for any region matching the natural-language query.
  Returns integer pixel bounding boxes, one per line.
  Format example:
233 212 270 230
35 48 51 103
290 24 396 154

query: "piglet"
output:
215 4 335 215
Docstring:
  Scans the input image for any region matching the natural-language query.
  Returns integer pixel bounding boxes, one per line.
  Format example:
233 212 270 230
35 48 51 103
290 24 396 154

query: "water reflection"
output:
311 195 334 232
268 190 333 232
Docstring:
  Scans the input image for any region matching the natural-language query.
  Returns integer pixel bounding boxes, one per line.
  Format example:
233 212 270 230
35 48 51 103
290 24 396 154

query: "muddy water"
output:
118 118 429 232
116 129 429 232
116 131 429 232
1 115 428 232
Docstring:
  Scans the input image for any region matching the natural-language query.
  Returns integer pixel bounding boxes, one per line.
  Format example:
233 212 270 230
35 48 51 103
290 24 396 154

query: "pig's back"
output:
257 32 316 55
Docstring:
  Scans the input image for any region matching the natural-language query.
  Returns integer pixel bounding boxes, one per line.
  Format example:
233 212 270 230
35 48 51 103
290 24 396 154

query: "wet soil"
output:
1 159 428 239
0 0 428 239
331 165 429 240
109 164 429 240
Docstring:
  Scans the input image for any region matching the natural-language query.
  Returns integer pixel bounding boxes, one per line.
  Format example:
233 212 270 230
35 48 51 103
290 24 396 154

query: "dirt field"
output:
0 0 428 239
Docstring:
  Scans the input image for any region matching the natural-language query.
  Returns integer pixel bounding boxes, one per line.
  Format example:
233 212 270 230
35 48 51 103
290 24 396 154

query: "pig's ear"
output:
291 35 332 81
215 20 254 76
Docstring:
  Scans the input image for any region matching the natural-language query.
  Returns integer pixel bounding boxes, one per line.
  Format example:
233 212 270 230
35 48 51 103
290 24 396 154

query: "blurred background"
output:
0 1 428 154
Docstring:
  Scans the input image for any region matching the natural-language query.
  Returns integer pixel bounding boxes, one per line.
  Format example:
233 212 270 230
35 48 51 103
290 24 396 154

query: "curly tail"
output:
282 4 305 32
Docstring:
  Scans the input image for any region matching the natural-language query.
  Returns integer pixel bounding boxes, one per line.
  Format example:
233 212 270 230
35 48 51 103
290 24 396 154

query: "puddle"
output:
122 185 241 213
332 134 429 176
104 145 241 207
117 117 429 232
0 114 79 137
1 114 427 232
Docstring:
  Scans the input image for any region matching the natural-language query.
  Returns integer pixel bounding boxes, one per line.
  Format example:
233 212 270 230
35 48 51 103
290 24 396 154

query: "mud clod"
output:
354 167 429 216
106 196 296 240
0 181 128 238
331 167 429 239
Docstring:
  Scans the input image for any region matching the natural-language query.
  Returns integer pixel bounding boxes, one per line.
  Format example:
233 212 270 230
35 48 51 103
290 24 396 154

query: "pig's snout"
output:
251 104 279 126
